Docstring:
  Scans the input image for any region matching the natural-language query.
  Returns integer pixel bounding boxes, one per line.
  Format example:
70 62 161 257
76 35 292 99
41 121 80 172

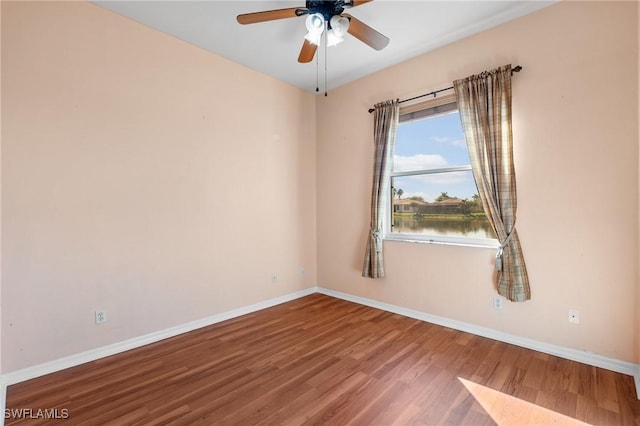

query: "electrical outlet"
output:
568 309 580 325
95 310 107 325
299 267 305 277
493 296 503 310
271 273 278 284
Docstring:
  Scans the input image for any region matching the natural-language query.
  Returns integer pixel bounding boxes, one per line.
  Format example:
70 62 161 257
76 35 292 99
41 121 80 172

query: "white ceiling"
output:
92 1 554 93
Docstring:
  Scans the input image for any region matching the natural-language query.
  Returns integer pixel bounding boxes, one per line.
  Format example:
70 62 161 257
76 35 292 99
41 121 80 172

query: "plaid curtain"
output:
362 99 399 279
453 65 531 301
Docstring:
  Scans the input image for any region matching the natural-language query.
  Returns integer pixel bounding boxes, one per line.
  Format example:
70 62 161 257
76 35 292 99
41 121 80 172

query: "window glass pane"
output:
395 110 470 170
391 171 496 240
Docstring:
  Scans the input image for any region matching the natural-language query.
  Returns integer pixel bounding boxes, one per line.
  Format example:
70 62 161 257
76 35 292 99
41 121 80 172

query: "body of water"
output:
392 217 495 240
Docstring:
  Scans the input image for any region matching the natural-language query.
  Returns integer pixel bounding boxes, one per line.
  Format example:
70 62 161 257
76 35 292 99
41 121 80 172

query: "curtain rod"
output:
367 65 523 113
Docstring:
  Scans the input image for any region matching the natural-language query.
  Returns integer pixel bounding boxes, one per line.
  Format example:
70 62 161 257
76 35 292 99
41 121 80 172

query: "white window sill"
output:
384 234 499 249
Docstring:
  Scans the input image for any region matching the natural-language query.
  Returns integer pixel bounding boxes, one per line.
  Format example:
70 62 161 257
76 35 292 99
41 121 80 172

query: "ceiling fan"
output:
237 0 390 63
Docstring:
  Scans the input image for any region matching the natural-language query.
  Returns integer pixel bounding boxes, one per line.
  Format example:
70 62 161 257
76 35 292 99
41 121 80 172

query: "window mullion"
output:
391 164 472 178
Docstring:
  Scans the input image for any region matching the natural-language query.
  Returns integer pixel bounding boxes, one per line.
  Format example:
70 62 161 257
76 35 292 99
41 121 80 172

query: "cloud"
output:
393 154 447 172
429 136 467 148
408 171 470 186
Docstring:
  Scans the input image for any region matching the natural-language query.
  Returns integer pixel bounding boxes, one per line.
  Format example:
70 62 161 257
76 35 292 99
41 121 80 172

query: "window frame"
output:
384 95 499 248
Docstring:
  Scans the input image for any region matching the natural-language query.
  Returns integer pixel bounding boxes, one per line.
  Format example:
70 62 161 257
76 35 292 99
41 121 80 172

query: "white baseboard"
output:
316 287 640 400
636 364 640 400
0 382 5 426
0 287 317 390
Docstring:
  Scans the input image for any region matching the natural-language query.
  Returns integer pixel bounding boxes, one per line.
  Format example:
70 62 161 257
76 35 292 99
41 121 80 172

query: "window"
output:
386 96 497 247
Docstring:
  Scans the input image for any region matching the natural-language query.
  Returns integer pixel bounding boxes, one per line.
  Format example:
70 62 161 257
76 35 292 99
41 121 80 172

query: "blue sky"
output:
393 111 480 202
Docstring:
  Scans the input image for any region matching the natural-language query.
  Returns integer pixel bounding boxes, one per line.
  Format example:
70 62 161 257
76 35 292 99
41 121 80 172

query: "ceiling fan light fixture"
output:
304 31 322 45
304 13 325 45
327 31 344 46
305 13 325 33
329 15 349 37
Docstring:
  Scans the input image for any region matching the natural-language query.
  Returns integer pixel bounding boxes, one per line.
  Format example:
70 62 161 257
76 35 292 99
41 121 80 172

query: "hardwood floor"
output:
6 294 640 425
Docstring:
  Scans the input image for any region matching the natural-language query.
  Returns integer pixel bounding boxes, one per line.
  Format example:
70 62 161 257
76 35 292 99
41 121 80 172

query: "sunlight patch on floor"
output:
459 378 590 425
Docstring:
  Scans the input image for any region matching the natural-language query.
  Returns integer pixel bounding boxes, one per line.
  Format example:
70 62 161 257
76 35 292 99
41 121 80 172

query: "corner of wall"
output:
0 0 4 377
636 0 640 396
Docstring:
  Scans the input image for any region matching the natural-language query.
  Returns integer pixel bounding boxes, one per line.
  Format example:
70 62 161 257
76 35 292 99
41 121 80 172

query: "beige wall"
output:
1 1 317 372
317 1 639 363
1 0 638 374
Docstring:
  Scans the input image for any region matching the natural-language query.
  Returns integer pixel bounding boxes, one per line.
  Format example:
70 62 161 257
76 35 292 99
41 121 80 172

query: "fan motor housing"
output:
306 0 345 21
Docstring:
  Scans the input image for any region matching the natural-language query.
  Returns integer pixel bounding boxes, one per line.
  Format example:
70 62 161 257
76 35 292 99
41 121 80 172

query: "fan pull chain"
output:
315 44 319 93
324 30 328 97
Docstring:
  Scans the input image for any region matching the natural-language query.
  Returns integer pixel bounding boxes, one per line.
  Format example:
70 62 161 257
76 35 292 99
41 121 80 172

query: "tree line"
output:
393 190 484 215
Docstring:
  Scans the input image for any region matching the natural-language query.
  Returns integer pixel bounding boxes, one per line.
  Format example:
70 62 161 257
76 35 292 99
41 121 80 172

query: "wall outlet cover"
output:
568 309 580 325
493 296 503 310
95 310 107 325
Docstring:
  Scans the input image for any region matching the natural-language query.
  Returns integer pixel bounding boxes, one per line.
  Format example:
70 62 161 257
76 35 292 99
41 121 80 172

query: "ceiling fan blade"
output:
298 39 318 63
345 0 374 7
343 13 389 50
237 7 303 25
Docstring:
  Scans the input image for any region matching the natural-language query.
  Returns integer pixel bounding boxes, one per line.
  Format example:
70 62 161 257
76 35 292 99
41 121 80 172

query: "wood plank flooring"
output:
6 294 640 425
